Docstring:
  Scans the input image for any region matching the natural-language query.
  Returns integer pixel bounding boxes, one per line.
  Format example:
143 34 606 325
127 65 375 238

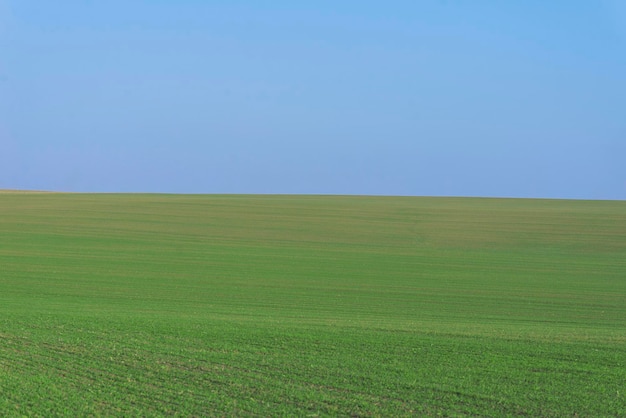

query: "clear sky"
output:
1 1 625 199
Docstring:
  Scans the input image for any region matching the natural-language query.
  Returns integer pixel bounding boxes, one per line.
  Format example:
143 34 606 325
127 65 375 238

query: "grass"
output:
1 193 625 416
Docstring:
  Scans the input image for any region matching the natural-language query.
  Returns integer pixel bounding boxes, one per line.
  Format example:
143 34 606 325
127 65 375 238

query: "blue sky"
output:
1 1 625 198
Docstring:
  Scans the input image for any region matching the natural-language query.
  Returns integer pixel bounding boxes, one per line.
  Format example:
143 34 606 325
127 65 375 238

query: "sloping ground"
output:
0 194 624 415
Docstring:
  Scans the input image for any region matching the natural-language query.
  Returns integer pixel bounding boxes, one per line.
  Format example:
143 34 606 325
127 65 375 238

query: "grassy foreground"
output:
0 193 624 416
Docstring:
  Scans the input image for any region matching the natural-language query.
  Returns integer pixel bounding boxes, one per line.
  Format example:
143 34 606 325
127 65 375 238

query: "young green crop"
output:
1 193 625 415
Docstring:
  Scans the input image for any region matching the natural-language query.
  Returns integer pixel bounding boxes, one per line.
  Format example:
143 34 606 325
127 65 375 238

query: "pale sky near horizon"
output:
1 1 625 199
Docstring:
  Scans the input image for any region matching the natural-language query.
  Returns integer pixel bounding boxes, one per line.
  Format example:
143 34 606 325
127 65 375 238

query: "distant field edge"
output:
0 189 61 193
0 189 624 201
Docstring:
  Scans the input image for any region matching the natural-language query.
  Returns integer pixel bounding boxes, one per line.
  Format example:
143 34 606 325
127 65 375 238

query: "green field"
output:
1 193 624 416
